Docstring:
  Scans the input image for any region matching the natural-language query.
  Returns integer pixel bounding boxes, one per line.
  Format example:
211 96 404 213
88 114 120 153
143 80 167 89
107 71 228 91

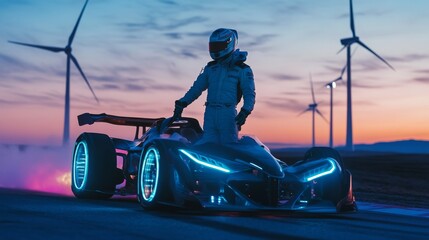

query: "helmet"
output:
209 28 238 60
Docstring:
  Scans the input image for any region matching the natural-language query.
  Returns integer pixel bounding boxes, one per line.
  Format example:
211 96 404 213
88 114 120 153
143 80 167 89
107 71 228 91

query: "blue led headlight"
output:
179 149 231 173
303 158 339 182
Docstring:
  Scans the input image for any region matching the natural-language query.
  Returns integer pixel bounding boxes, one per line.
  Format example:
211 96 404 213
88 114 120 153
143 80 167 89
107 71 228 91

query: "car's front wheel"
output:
304 147 343 204
137 144 170 209
304 147 357 212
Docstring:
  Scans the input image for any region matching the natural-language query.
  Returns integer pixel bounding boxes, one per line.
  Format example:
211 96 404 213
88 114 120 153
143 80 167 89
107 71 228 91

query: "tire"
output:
71 133 120 199
303 147 344 204
137 143 171 209
304 147 344 169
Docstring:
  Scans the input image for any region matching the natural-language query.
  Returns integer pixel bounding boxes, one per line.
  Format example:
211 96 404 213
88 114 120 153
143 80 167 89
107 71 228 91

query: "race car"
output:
71 113 357 212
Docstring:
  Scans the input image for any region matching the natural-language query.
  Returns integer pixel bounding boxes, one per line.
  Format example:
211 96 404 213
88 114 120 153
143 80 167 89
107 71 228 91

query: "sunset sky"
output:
1 0 429 147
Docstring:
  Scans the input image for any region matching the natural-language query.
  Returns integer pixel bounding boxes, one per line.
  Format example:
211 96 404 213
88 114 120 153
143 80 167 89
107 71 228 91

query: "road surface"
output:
1 188 428 240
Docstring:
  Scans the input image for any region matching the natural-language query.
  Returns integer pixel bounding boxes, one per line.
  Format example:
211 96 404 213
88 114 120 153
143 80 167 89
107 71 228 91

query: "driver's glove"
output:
235 108 251 130
173 100 188 120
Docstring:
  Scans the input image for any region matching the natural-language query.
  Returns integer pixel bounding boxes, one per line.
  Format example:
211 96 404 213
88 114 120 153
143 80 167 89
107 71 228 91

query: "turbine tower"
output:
339 0 394 150
299 74 328 147
8 0 98 146
325 65 345 148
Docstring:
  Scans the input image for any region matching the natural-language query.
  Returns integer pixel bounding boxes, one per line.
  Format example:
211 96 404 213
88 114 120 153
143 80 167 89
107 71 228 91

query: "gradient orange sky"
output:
1 0 429 148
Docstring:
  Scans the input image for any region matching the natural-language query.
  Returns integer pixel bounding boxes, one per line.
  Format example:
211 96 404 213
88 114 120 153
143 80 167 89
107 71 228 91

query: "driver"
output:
173 28 255 145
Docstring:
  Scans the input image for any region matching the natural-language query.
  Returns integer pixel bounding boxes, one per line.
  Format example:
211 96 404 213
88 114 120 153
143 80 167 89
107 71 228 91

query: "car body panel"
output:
75 113 356 212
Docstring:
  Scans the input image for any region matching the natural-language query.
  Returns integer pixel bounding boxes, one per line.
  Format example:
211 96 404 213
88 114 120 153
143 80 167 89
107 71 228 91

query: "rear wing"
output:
78 113 165 139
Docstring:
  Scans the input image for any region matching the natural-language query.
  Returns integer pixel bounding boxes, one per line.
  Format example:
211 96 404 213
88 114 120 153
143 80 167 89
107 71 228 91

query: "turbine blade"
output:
340 64 347 78
338 47 357 79
336 43 350 54
334 76 342 82
68 0 89 46
351 46 358 56
357 40 395 71
309 73 316 104
70 54 99 103
316 109 328 123
8 41 64 52
298 108 311 117
350 0 356 37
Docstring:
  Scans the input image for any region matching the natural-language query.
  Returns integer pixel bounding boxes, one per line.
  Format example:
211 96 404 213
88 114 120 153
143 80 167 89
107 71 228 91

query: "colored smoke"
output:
0 145 73 195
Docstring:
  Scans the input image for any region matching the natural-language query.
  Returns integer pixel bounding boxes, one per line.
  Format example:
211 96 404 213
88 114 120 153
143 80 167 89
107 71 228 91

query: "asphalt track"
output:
1 188 428 240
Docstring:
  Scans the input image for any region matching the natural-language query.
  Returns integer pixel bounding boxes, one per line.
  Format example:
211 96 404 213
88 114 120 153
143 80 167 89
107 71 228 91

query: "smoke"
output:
0 145 73 195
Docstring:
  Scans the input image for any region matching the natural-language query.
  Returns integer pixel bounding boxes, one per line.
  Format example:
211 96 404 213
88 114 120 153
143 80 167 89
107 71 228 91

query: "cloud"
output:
159 0 177 5
0 53 25 67
413 77 429 84
164 31 212 40
87 65 152 91
181 50 199 59
99 83 120 90
0 53 42 76
165 47 200 59
0 0 31 8
260 97 305 112
244 33 277 49
0 74 182 112
351 82 385 89
96 82 129 91
0 90 64 108
162 31 211 60
0 53 65 87
165 32 181 39
280 91 308 97
269 73 302 81
322 61 348 77
124 83 146 91
97 80 183 93
386 54 429 63
414 69 429 74
121 16 208 32
0 98 22 105
77 95 168 115
272 2 307 17
149 84 184 91
337 9 388 20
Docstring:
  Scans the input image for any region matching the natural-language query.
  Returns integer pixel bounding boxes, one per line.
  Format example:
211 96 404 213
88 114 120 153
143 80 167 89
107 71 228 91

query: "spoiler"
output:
78 113 164 127
78 113 165 139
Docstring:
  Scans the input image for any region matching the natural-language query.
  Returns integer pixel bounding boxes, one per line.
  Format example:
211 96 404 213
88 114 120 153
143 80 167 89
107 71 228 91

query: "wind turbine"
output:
8 0 98 146
339 0 394 151
325 48 358 149
299 74 328 147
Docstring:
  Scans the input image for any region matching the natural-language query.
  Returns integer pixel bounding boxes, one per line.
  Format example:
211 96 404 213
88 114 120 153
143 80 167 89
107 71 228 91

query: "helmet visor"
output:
209 40 230 53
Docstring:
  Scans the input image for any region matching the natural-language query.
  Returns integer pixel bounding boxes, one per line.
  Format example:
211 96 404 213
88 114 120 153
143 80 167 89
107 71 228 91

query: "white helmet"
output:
209 28 238 60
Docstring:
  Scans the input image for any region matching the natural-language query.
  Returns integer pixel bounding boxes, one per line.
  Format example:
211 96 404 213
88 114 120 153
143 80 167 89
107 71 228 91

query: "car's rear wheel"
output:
137 144 170 209
71 133 121 199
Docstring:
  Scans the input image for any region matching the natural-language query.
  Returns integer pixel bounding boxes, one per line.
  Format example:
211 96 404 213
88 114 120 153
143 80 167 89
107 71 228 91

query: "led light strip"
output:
306 159 336 182
179 149 230 173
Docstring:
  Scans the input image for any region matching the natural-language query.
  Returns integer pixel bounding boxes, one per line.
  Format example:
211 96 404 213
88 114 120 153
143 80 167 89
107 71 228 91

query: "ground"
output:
271 149 429 209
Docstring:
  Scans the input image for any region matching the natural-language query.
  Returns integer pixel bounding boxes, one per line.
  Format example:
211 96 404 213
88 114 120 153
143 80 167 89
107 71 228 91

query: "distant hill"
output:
267 139 429 154
352 139 429 154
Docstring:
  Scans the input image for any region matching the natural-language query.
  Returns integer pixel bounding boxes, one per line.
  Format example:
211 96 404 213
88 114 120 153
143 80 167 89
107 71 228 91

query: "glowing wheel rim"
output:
141 147 160 202
73 141 89 190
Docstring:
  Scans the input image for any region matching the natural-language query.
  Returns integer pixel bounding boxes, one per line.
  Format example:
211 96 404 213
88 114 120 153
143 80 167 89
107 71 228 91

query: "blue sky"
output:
1 0 429 146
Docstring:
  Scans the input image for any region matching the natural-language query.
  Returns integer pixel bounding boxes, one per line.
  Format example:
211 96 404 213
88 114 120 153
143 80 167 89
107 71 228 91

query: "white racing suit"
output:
179 49 256 144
